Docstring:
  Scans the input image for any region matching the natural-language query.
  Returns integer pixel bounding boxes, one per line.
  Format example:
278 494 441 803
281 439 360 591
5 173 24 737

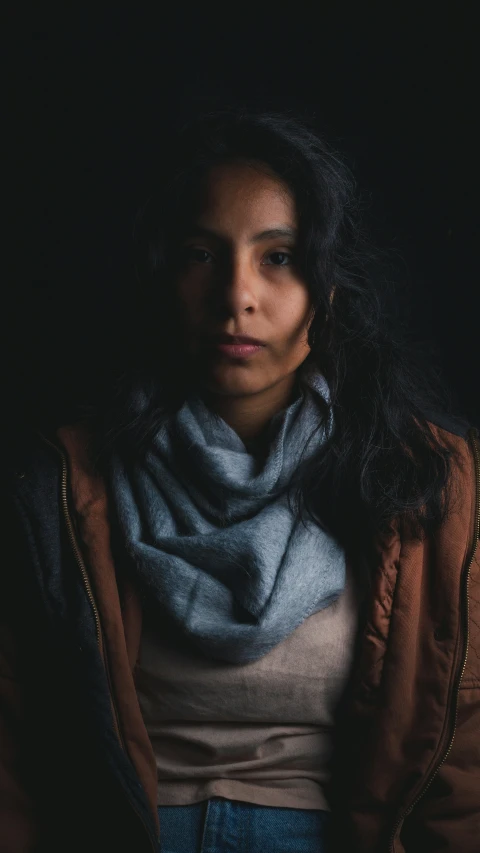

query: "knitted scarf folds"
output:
110 371 346 663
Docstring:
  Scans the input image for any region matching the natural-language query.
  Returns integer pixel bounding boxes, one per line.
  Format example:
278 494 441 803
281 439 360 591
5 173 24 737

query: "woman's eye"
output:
263 251 293 266
184 247 214 264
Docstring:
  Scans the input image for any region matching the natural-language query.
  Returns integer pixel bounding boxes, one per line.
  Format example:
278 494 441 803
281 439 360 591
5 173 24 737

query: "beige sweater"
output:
135 562 360 811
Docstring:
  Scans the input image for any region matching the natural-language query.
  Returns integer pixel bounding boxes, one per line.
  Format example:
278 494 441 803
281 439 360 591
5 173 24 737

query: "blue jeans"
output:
157 797 331 852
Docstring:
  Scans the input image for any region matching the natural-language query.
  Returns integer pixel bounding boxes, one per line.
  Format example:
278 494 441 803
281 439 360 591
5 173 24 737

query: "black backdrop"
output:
7 6 479 430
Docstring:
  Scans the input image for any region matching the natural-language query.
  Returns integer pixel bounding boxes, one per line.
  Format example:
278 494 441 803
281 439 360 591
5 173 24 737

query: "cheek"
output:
176 279 205 324
175 284 211 357
282 295 312 343
177 262 216 302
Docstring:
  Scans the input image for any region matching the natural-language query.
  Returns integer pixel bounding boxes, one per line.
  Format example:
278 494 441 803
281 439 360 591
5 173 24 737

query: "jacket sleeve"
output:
0 616 39 852
0 477 40 852
401 546 480 852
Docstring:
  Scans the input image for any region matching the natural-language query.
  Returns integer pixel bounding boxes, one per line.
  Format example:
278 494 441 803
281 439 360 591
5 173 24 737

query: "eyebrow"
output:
185 225 297 244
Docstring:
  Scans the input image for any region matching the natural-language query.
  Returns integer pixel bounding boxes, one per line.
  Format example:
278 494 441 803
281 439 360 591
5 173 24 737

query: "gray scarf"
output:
110 370 346 664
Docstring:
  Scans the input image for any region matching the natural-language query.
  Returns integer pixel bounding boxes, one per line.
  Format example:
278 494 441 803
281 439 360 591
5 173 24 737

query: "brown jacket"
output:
1 420 479 852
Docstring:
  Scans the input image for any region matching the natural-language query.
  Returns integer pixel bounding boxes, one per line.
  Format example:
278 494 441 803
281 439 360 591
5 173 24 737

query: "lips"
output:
211 334 266 346
214 342 264 359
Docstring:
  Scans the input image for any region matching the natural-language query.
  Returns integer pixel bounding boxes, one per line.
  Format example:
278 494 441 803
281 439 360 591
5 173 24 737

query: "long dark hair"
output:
91 108 460 576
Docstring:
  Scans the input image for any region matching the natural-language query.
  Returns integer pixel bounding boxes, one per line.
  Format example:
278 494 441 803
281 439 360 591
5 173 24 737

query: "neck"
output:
202 374 300 452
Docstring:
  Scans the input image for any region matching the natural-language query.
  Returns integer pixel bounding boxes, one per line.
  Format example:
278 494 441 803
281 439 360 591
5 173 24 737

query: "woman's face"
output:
174 161 313 399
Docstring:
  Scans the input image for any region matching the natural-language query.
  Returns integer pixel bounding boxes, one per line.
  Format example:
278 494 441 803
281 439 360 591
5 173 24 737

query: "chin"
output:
202 380 265 398
202 366 289 399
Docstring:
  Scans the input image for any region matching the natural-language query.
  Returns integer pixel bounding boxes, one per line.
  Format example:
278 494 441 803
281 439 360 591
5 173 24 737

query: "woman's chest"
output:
135 564 361 726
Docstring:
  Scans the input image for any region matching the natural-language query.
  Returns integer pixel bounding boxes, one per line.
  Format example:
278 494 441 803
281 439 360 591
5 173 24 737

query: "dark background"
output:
7 5 479 429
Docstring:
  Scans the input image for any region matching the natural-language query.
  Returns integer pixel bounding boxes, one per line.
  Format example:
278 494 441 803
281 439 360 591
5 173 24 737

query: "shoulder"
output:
1 424 62 494
0 422 92 532
424 409 479 566
422 408 478 478
422 407 474 440
1 420 94 482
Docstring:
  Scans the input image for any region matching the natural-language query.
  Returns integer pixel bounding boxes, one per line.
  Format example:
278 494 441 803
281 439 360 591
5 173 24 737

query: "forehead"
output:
195 161 296 231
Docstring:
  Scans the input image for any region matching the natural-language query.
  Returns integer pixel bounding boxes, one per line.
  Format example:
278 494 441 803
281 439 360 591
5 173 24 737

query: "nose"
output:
214 255 259 316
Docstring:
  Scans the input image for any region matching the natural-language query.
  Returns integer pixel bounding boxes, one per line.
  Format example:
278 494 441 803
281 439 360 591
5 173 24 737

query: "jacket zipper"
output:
388 427 480 852
41 435 124 746
39 434 157 852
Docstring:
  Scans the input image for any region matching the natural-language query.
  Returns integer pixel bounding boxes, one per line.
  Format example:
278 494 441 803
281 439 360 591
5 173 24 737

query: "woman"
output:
1 110 479 853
